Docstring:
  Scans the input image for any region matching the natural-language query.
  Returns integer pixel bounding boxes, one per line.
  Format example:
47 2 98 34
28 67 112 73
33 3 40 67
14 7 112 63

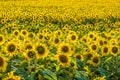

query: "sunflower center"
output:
103 47 108 53
8 44 16 52
39 34 43 39
89 34 93 38
14 31 18 36
62 46 69 53
58 32 61 35
82 39 87 43
0 57 4 66
7 78 15 80
59 55 68 63
26 45 32 50
37 46 45 55
22 31 27 35
28 33 33 38
99 40 103 46
0 36 3 42
28 51 35 58
71 35 76 40
91 44 97 50
112 46 118 54
93 57 99 63
54 38 59 44
86 53 93 60
76 55 81 60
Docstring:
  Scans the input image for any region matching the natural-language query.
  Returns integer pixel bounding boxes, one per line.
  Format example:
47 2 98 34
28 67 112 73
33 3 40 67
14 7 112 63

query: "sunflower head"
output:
75 54 84 61
87 54 100 67
0 56 8 72
6 42 17 56
111 45 119 56
89 42 98 53
84 52 93 60
52 37 61 47
24 42 33 50
2 71 21 80
35 43 49 59
28 32 35 39
56 54 71 67
37 33 44 41
24 50 36 60
58 42 72 56
67 33 78 43
12 30 20 37
21 29 28 37
54 30 63 37
0 34 5 45
102 45 110 56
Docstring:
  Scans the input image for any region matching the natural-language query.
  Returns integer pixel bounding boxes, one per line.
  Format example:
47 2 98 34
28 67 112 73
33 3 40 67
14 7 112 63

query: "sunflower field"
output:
0 0 120 80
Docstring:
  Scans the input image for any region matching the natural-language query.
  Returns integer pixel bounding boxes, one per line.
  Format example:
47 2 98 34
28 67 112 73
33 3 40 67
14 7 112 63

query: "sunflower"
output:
75 53 84 61
37 33 44 42
87 54 100 67
101 45 110 56
0 34 5 45
110 45 119 56
89 42 98 53
67 33 78 43
87 31 98 41
21 29 28 37
23 42 34 51
83 52 93 60
24 49 36 60
97 37 104 47
2 71 21 80
81 36 88 44
5 41 17 57
27 32 35 40
56 54 71 67
54 29 63 38
0 56 8 72
35 43 49 59
57 42 72 56
109 39 117 45
12 29 20 38
93 76 106 80
51 36 61 47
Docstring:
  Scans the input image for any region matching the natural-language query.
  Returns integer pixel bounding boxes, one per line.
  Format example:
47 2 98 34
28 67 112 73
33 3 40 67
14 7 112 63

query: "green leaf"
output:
43 70 57 80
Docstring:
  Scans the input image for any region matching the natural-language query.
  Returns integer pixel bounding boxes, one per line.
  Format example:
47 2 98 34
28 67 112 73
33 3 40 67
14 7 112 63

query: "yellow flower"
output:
23 42 34 51
12 29 20 38
88 41 98 53
2 71 21 80
5 41 17 57
0 34 5 45
87 53 100 67
93 76 106 80
74 53 84 61
20 29 28 37
52 37 61 47
110 45 119 56
84 66 90 75
55 54 71 67
101 45 110 56
67 32 78 44
35 43 49 59
27 32 35 40
0 56 8 72
57 42 72 56
54 29 63 38
24 49 36 60
37 33 44 42
83 52 93 60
